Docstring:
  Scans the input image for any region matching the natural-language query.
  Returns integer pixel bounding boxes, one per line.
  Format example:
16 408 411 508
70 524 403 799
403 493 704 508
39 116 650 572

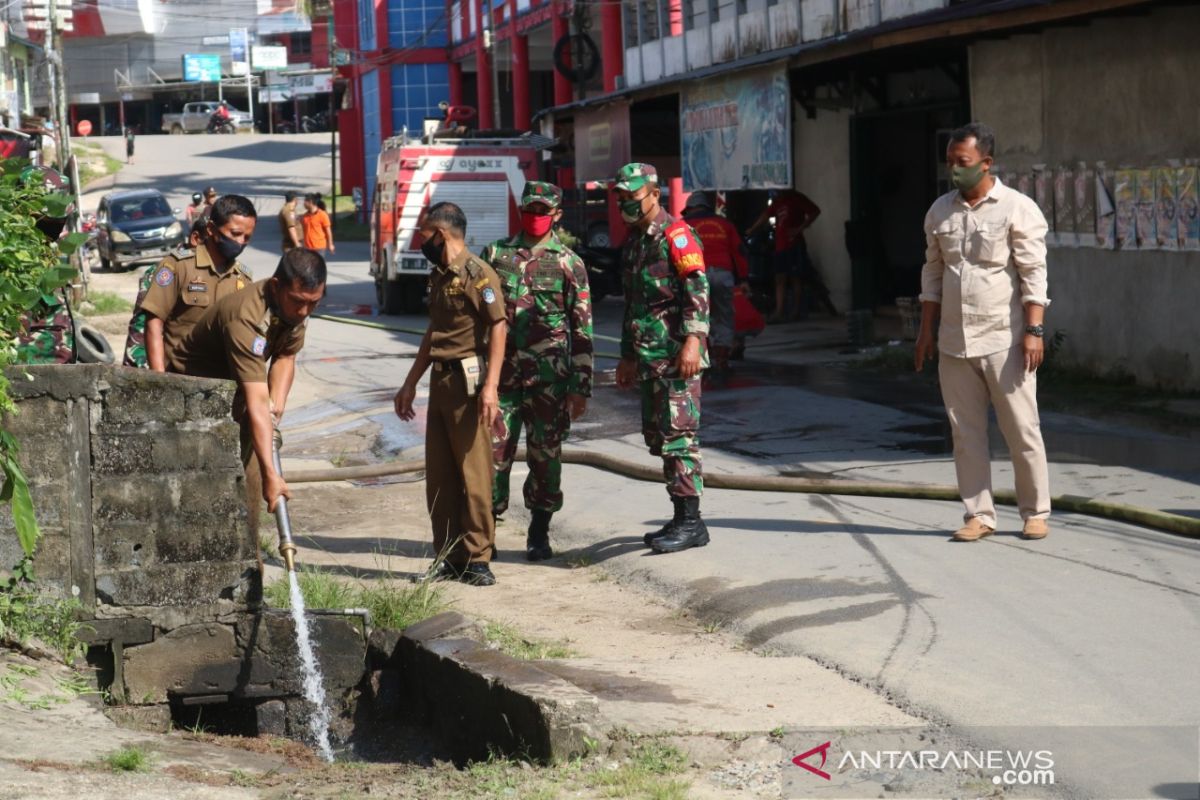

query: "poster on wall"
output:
1095 165 1115 250
1054 166 1076 247
1154 166 1179 251
1134 168 1156 248
573 101 631 184
680 67 792 191
1177 165 1200 250
1074 162 1096 247
1113 169 1136 249
1032 166 1055 245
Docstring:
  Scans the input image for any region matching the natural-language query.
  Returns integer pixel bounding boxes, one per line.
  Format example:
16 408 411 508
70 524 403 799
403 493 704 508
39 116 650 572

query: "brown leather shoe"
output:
952 518 995 542
1021 519 1049 540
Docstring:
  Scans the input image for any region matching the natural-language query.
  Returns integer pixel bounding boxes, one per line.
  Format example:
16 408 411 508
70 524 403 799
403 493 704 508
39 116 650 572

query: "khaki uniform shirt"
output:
427 248 506 361
920 178 1050 358
139 244 252 362
169 279 306 384
279 204 299 250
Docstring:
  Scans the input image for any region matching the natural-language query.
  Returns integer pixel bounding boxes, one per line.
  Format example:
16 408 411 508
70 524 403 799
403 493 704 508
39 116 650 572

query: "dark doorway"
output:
849 103 962 309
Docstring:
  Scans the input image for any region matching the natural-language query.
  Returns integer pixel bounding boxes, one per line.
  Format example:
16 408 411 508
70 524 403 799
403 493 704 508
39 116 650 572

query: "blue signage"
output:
182 53 222 82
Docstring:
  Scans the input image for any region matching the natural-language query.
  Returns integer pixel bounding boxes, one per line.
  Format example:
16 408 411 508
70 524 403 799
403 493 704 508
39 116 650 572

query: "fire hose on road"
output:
283 448 1200 540
300 314 1199 539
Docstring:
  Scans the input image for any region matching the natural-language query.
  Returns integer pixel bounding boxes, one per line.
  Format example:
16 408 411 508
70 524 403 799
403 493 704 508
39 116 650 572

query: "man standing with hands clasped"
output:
916 122 1052 542
482 181 593 562
614 163 711 555
394 202 507 586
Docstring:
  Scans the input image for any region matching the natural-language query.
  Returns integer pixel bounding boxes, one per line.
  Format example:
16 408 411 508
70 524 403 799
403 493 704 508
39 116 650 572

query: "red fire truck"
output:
369 132 549 314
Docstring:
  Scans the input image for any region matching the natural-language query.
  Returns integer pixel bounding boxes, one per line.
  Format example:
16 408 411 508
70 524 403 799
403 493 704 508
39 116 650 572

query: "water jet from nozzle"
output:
271 429 298 573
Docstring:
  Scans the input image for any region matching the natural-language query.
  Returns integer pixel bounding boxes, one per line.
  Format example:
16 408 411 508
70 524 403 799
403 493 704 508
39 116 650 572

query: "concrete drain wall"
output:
1 366 602 761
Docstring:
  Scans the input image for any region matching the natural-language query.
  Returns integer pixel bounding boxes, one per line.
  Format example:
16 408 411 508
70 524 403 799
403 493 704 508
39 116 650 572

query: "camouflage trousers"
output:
122 265 157 368
640 377 703 497
492 381 571 515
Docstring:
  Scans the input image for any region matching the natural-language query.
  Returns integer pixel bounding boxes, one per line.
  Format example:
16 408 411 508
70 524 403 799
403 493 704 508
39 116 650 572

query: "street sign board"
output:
76 120 92 136
229 28 249 76
288 72 333 96
182 53 222 82
251 45 288 71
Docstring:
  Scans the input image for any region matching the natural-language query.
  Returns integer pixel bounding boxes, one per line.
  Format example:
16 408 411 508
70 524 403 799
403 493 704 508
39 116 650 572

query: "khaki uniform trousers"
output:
938 345 1051 529
426 364 496 565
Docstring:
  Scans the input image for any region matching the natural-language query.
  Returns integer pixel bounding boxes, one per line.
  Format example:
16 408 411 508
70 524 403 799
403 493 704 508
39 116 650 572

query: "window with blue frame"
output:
359 1 377 50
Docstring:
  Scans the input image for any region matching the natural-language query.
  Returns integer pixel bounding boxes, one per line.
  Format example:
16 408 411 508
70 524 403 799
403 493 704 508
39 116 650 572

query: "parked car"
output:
161 102 253 135
96 189 184 271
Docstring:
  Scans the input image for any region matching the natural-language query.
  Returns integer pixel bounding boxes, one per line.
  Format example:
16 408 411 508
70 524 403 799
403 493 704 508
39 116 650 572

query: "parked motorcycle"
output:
300 111 329 133
573 243 623 302
79 213 100 268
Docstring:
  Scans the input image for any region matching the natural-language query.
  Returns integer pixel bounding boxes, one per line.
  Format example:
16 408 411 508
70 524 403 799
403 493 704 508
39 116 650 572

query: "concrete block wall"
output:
0 365 257 622
970 4 1200 389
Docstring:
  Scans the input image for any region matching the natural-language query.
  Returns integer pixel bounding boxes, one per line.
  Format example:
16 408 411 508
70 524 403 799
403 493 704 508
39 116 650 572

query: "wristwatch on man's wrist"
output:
1025 324 1045 338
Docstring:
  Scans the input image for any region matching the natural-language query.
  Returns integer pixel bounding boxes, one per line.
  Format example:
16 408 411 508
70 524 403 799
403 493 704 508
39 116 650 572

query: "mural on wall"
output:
680 67 791 191
1178 166 1200 249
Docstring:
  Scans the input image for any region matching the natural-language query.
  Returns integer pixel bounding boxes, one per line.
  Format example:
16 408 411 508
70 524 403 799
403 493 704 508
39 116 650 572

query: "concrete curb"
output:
367 612 603 764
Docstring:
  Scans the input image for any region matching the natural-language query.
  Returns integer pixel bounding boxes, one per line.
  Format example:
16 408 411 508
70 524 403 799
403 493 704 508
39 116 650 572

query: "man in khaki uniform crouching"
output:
915 122 1052 542
394 202 507 586
170 248 327 548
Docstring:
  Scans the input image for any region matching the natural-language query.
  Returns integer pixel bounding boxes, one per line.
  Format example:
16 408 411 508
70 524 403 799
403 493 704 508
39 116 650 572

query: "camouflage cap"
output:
614 163 659 192
520 181 562 210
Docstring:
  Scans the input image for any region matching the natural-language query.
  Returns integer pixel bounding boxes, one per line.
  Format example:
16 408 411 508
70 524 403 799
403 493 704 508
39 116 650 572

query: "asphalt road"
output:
94 134 1200 800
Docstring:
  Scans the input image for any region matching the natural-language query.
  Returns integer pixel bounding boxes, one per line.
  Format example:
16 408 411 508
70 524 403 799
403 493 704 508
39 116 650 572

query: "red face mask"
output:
520 211 553 238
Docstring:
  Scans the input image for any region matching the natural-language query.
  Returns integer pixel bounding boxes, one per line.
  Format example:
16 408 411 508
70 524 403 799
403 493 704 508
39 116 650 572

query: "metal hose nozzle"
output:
271 428 298 572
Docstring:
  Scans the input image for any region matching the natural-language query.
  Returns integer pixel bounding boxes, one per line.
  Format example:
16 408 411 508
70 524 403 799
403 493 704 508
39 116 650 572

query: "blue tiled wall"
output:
388 0 448 48
391 63 450 135
361 70 382 209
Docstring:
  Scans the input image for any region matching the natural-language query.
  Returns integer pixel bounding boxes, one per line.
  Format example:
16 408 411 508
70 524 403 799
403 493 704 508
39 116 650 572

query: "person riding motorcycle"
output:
207 101 233 134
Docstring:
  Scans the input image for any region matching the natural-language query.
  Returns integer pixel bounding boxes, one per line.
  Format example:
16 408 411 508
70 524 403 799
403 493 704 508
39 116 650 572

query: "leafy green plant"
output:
0 157 87 559
0 575 86 663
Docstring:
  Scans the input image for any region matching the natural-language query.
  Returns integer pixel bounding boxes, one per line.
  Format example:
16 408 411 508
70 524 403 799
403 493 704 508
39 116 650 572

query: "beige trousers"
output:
938 346 1051 528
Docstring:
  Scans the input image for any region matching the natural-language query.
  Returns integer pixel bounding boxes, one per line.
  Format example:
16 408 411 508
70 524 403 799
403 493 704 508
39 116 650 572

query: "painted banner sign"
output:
681 67 791 191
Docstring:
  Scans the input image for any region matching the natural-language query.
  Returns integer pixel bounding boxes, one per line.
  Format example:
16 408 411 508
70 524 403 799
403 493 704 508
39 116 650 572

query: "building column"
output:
601 0 623 93
512 33 531 130
551 3 571 106
449 60 464 107
474 0 494 128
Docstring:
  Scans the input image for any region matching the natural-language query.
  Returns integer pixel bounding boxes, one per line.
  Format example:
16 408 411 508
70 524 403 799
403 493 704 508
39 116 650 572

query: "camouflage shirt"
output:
482 231 594 396
620 208 710 378
16 291 74 365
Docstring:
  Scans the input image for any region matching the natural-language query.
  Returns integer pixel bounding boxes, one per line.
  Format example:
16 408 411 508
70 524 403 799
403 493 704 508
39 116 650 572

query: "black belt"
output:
431 359 461 372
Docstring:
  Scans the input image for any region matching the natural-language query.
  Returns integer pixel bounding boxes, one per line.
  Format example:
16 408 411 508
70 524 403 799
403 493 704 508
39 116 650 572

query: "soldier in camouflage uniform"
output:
123 197 254 370
614 163 712 554
481 181 593 561
16 291 75 364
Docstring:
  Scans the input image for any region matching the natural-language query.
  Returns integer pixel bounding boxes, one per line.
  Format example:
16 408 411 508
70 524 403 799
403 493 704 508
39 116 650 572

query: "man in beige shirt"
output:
915 122 1052 542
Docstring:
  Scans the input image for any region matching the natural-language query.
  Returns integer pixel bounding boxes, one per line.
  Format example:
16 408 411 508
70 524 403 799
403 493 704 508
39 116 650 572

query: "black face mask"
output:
212 229 246 263
421 233 446 266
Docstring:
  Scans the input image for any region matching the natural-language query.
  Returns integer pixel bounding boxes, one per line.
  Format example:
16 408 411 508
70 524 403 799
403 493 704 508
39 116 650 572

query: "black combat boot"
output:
643 496 686 546
526 509 554 562
651 497 709 553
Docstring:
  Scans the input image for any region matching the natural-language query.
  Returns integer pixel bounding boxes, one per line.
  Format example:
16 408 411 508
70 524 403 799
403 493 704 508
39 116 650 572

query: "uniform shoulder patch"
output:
482 287 496 304
664 222 706 276
154 266 175 287
464 259 484 280
251 336 267 356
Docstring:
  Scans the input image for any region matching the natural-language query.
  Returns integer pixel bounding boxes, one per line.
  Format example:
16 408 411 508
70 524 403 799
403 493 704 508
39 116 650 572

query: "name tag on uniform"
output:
187 282 208 293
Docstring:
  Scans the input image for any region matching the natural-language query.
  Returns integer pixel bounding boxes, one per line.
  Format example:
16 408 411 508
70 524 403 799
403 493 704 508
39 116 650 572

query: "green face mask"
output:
620 196 647 223
951 162 988 192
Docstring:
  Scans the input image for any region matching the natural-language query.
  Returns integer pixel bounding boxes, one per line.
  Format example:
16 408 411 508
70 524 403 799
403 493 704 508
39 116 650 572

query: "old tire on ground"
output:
73 321 115 364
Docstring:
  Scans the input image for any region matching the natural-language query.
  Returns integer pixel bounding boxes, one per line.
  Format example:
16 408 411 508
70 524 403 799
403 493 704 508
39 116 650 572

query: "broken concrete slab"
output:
396 613 603 764
124 622 240 704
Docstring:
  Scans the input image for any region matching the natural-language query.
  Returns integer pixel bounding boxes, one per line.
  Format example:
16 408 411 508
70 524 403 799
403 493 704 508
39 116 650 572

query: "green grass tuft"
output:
263 563 449 630
262 565 356 610
81 290 132 316
483 620 576 660
103 745 152 773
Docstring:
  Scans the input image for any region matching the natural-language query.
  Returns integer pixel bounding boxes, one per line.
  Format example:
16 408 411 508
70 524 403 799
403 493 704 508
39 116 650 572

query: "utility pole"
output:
328 8 336 229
